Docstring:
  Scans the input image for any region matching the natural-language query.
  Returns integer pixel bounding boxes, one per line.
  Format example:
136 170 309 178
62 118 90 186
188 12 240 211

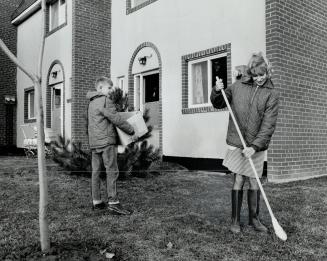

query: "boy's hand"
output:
131 134 139 142
215 76 224 91
242 147 256 158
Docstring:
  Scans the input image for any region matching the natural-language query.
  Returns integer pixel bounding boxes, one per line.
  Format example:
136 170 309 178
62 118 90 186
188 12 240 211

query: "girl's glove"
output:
242 147 256 158
215 76 224 91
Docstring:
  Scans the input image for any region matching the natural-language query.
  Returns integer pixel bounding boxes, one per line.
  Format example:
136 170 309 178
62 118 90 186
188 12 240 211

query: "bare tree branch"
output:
0 39 38 83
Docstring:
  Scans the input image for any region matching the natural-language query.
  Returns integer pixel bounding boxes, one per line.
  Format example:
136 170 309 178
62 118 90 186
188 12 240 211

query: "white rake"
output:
218 77 287 241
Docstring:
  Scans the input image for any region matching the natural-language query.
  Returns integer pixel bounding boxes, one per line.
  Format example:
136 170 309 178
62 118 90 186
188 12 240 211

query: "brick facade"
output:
71 0 112 148
266 0 327 181
0 0 20 146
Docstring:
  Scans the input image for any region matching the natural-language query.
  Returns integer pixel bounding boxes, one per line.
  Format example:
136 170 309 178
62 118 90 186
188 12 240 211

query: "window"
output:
181 43 231 114
188 54 227 108
117 76 127 93
49 0 66 31
27 90 35 119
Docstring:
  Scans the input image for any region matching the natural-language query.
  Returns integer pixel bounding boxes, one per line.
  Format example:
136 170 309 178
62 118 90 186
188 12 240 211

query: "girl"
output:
211 52 279 233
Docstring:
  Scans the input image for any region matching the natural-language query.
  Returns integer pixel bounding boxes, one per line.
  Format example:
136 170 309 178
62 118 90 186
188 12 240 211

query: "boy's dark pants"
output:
91 145 119 203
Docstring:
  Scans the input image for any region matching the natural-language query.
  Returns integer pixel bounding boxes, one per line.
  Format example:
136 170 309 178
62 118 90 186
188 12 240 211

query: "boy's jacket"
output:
210 77 279 151
86 91 134 149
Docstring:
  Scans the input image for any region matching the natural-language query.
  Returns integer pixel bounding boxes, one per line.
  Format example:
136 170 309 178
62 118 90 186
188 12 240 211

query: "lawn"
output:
0 157 327 260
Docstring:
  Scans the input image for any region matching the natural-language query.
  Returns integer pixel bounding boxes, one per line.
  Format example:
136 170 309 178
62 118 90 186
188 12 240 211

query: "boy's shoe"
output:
108 203 132 215
92 202 107 210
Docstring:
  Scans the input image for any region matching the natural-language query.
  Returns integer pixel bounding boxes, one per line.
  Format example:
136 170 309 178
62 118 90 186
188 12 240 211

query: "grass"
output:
0 157 327 260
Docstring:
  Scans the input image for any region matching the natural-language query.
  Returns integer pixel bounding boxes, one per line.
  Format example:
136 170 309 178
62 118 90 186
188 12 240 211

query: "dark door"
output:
143 73 159 129
5 104 14 145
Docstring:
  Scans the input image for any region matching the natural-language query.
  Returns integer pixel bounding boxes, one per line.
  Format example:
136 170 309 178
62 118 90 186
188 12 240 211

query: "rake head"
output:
272 216 287 241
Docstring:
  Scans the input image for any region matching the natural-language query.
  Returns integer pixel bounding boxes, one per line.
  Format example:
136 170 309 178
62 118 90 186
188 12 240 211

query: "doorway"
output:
134 71 160 148
51 83 63 136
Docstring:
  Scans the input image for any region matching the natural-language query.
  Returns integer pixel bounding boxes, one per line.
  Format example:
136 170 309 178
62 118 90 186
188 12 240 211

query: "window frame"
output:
187 53 227 109
27 89 36 120
24 87 36 123
133 69 159 112
48 0 67 35
181 43 231 115
117 76 126 93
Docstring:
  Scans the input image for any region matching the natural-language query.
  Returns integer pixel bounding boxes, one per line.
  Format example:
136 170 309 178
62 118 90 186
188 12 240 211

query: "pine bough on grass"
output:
51 88 161 179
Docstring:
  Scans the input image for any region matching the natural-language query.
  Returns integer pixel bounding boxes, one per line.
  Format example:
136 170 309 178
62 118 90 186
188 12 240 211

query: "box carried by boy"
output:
116 111 148 146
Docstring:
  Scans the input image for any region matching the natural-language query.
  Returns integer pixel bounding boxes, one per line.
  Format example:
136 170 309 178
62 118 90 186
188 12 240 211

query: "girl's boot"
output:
248 190 268 233
230 190 243 233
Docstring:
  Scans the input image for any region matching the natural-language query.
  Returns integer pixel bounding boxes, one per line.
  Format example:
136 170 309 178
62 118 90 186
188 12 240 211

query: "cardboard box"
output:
116 111 148 146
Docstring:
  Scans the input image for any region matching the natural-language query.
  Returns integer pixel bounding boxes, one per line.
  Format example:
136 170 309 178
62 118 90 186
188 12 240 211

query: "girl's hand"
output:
215 76 224 91
242 147 255 158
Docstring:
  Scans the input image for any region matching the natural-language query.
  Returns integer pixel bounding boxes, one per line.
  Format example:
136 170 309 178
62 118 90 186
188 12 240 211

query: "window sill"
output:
126 0 159 15
46 22 67 38
24 118 37 123
182 106 227 115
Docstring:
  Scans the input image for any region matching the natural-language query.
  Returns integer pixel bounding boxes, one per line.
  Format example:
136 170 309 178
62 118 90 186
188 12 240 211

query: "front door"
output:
52 83 63 136
143 73 159 129
134 71 159 148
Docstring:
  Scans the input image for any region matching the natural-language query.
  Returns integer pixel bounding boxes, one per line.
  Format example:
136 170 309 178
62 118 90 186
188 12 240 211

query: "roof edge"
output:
11 0 40 25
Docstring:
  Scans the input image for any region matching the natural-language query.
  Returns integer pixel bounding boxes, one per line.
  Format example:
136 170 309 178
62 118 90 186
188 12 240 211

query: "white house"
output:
110 0 266 169
13 0 72 147
12 0 327 181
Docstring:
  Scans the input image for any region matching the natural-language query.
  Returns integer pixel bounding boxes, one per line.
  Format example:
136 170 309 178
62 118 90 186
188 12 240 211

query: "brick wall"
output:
266 0 327 181
0 0 20 146
71 0 111 148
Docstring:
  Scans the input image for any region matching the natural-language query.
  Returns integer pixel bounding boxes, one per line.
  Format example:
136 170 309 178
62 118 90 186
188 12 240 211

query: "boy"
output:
87 76 137 215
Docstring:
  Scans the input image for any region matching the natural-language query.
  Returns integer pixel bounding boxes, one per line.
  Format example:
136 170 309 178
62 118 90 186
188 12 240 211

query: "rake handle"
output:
220 88 276 220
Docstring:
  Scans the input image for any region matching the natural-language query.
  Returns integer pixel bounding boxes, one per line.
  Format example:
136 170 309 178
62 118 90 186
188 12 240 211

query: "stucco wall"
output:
16 1 72 147
111 0 266 159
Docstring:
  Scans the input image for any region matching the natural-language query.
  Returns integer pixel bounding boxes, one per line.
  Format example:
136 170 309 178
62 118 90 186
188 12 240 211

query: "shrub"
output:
51 87 161 179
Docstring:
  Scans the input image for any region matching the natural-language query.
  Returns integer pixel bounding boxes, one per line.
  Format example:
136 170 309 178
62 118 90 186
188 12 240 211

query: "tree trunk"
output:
0 0 50 252
37 0 50 252
34 79 50 252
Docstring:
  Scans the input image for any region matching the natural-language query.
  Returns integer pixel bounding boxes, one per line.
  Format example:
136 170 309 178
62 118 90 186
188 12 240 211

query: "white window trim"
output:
27 90 36 120
58 0 66 25
49 0 66 31
49 2 55 31
187 53 227 109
